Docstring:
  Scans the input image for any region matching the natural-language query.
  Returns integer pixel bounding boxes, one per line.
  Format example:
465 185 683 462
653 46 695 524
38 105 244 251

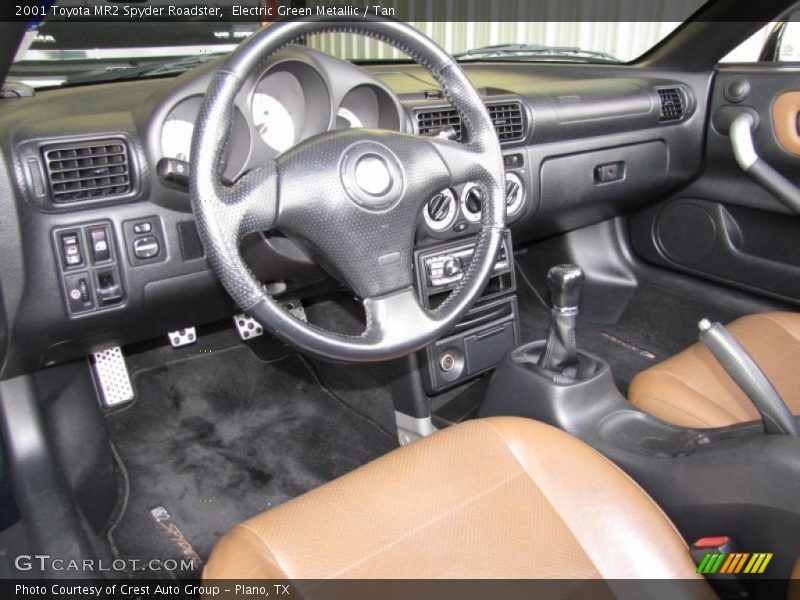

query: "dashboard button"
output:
133 221 152 234
64 272 94 313
133 235 160 260
88 226 111 263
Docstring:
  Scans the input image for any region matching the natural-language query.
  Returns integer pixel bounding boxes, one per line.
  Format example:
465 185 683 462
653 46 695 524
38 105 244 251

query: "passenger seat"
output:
629 312 800 429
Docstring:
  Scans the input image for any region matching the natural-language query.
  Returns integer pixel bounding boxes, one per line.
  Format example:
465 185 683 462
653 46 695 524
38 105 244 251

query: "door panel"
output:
631 66 800 305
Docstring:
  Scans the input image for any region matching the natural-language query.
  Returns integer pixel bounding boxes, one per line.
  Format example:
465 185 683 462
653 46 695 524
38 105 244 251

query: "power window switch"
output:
88 226 111 263
64 273 94 313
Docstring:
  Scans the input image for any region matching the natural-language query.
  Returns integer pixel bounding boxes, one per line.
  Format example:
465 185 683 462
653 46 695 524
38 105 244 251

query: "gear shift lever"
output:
538 264 584 376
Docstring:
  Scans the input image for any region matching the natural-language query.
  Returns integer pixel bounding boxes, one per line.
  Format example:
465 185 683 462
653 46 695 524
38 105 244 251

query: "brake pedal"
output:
233 313 263 340
283 298 307 322
92 346 134 408
168 327 197 347
288 305 307 322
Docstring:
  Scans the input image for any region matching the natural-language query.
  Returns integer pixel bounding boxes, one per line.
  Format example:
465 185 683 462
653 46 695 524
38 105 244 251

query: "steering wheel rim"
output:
190 16 506 362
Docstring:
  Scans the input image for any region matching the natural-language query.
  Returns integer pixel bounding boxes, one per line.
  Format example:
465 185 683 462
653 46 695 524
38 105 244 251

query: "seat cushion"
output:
204 417 705 581
629 312 800 429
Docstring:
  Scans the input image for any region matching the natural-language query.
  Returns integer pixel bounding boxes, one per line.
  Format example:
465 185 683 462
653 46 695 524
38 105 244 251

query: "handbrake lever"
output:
698 318 799 436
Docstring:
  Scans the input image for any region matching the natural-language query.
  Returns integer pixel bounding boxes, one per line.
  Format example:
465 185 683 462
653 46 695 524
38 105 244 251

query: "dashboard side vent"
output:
43 139 132 204
657 87 685 122
416 100 526 143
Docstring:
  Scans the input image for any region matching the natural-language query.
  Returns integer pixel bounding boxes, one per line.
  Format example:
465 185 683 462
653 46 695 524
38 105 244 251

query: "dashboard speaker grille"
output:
43 139 132 204
416 100 525 143
657 88 685 122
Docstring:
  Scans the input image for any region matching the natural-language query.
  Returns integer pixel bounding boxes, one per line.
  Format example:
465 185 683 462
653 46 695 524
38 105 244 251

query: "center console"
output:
414 230 519 394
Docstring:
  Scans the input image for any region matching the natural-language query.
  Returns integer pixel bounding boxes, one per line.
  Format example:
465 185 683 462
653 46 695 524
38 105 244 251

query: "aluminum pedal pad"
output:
234 313 264 340
91 346 134 408
168 327 197 347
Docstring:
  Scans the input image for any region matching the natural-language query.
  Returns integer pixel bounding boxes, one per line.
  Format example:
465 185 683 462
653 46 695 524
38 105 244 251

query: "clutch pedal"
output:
91 346 134 408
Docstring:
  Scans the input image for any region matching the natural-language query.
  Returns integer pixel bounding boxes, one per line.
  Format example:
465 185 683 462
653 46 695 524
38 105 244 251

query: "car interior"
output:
1 0 800 597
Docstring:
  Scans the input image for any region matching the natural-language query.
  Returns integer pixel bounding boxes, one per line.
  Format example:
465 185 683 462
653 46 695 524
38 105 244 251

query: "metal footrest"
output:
168 326 196 347
234 313 264 340
92 346 134 408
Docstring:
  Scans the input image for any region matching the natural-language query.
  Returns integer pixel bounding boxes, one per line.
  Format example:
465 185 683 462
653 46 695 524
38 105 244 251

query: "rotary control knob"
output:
442 255 462 278
464 186 483 214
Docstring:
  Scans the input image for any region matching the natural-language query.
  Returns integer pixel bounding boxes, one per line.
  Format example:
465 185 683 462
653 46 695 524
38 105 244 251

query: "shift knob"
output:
547 264 584 310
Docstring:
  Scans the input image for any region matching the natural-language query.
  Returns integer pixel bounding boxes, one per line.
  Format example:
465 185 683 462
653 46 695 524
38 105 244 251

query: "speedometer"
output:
252 70 305 153
252 93 295 153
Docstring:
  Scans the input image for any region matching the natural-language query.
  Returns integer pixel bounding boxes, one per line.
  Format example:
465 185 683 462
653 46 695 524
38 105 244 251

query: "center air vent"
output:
416 100 526 143
487 102 525 142
657 88 686 122
43 139 132 204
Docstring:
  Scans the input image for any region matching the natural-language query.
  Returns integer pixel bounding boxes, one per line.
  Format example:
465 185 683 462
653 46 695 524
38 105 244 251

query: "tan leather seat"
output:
629 312 800 429
204 417 707 584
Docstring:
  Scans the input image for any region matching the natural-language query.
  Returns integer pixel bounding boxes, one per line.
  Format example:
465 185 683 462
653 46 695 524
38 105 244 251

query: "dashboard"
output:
0 44 711 377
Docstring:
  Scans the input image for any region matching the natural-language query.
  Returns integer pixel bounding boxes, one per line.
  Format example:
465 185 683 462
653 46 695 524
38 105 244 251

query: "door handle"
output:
730 112 800 214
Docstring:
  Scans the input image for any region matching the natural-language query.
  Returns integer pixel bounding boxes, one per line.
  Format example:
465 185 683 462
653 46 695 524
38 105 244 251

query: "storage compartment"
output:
537 141 669 232
464 321 517 374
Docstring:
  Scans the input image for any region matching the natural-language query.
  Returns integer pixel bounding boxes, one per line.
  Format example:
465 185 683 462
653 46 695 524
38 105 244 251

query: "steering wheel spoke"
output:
426 136 487 188
363 287 439 348
219 161 280 237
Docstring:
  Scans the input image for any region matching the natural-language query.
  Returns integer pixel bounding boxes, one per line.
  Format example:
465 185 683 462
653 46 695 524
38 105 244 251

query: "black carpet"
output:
515 265 741 393
105 347 396 576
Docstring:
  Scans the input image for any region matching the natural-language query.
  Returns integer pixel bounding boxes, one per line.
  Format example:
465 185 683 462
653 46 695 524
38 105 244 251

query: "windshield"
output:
9 0 708 89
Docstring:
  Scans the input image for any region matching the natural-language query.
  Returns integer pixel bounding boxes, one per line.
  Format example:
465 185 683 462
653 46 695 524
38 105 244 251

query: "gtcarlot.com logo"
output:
14 554 198 573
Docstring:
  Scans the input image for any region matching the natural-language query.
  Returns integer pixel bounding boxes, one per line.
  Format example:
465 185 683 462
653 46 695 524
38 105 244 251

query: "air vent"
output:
657 88 685 122
487 102 525 142
43 139 132 204
416 100 526 143
416 107 463 139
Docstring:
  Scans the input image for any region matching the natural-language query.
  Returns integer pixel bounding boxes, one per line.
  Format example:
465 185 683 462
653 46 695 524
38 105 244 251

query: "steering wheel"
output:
190 16 506 362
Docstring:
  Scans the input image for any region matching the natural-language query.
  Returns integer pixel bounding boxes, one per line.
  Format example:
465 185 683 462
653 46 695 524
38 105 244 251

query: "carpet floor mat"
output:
105 347 396 576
